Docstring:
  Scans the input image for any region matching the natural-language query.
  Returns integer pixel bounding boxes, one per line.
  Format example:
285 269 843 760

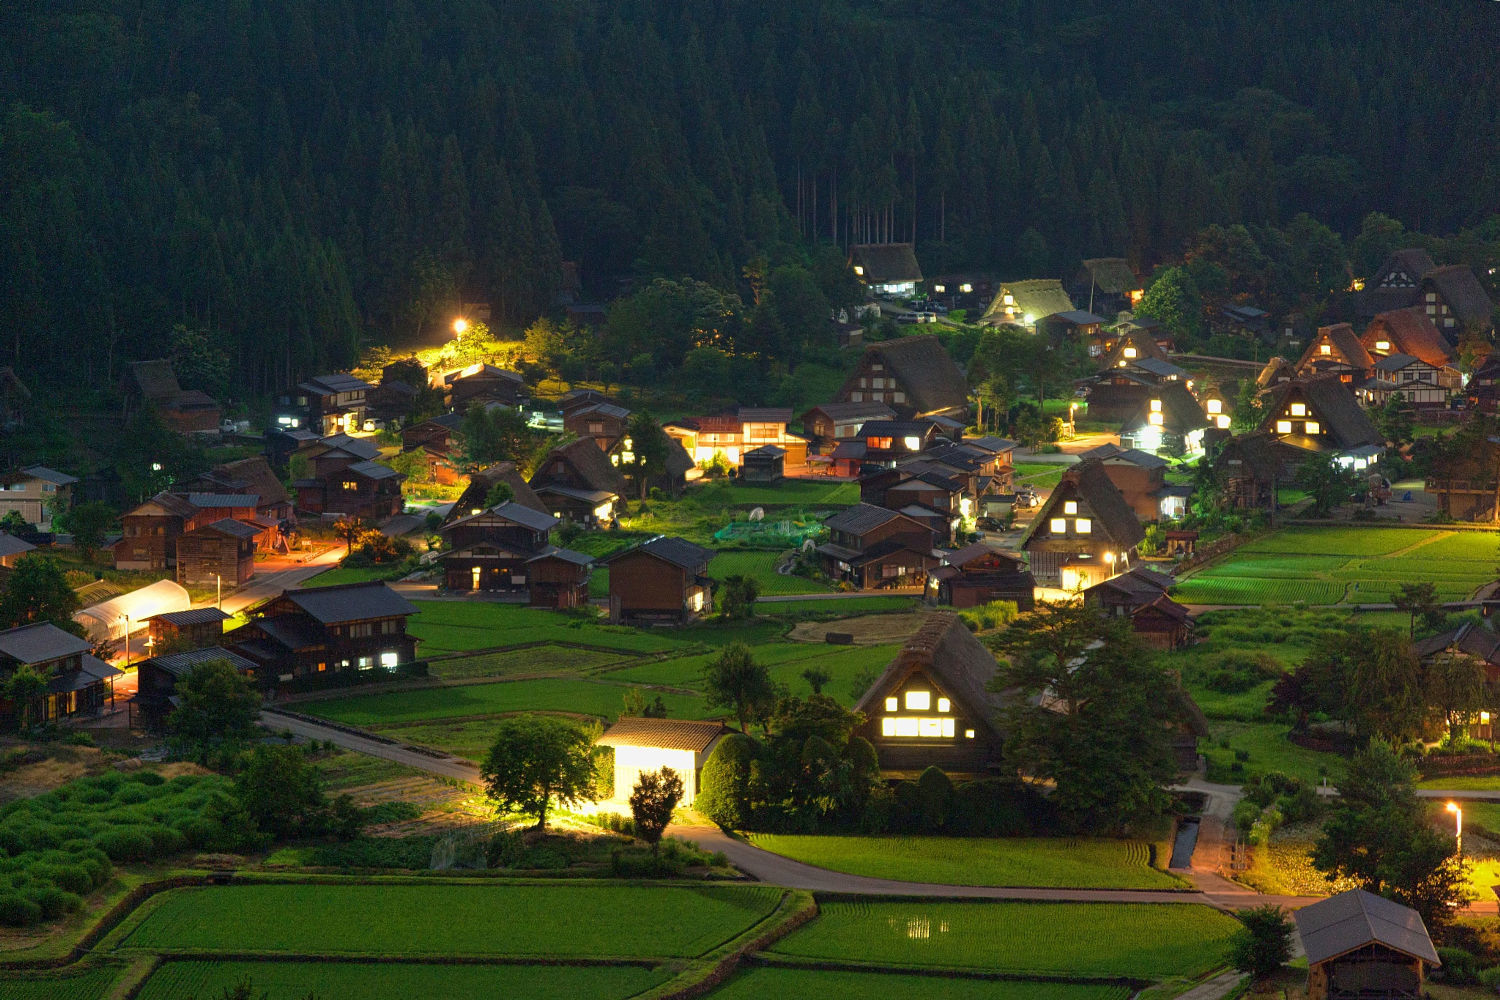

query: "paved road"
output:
261 708 483 784
218 548 345 614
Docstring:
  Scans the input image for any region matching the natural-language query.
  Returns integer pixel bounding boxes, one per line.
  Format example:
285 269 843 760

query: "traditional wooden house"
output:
833 335 969 422
604 536 716 625
121 359 221 435
1083 567 1192 649
1362 307 1454 368
799 401 896 451
439 501 560 593
184 457 295 552
1085 367 1171 425
1364 354 1459 408
563 400 631 453
857 420 945 467
662 408 807 471
1118 380 1208 456
224 582 419 682
447 464 548 523
865 468 967 522
144 607 231 653
1214 304 1273 343
1098 325 1171 370
1259 376 1384 475
849 243 923 298
1069 258 1142 317
595 718 730 807
1421 264 1494 343
0 532 35 571
113 492 261 571
852 612 1008 774
294 459 404 520
525 548 593 610
132 646 258 729
1356 248 1437 318
529 437 627 527
1114 315 1176 353
980 280 1074 329
440 364 527 409
1256 357 1297 390
1294 889 1439 1000
273 373 375 436
0 623 120 728
1296 324 1374 384
740 445 785 484
402 412 465 456
1214 432 1282 511
175 518 258 587
1077 443 1172 522
929 544 1035 610
1469 353 1500 414
1038 310 1108 356
817 504 938 590
1021 460 1144 590
0 466 75 530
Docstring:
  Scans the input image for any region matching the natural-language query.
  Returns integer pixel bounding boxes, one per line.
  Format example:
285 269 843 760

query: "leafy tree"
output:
0 554 83 633
629 766 684 855
1294 454 1359 516
695 732 758 829
457 403 537 471
167 659 261 751
718 575 761 620
1390 582 1443 638
482 481 514 508
1230 906 1294 978
1372 392 1414 447
1231 380 1266 433
61 501 114 561
3 664 48 731
1135 267 1204 342
480 715 598 833
801 667 831 695
1427 652 1484 743
0 511 28 535
702 642 778 733
623 411 671 501
332 516 365 558
169 325 233 401
235 745 332 839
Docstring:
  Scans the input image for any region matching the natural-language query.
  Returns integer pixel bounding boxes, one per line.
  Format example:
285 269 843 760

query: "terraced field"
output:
746 835 1185 889
428 644 630 680
709 968 1132 1000
0 965 123 1000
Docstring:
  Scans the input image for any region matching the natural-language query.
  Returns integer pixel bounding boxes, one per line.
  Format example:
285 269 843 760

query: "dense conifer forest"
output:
4 0 1500 391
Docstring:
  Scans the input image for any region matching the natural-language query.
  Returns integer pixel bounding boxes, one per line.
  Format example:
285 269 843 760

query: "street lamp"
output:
117 613 129 669
215 573 222 610
452 317 468 336
1447 801 1463 855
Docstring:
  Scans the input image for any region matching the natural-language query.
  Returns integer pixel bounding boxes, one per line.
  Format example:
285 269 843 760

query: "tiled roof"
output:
823 503 906 535
146 607 231 627
281 582 418 624
606 536 715 572
146 646 257 678
1295 889 1439 967
596 717 729 752
0 622 89 664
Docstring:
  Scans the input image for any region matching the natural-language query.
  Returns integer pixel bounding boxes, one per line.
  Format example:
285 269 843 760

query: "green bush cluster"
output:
1233 771 1321 846
0 770 245 925
1201 650 1281 694
610 836 726 877
957 600 1019 633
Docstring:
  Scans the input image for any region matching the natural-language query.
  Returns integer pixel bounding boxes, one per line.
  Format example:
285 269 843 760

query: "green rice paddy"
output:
304 677 710 727
709 968 1131 1000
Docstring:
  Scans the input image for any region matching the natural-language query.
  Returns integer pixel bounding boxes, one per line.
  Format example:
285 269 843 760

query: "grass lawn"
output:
712 480 860 507
745 835 1186 889
759 596 919 617
609 643 900 705
116 883 784 958
304 564 408 587
407 601 681 654
1418 775 1500 791
0 965 122 1000
709 968 1130 1000
137 961 669 1000
428 645 629 680
768 901 1239 979
707 550 833 595
305 677 710 727
1013 462 1068 489
1201 721 1342 784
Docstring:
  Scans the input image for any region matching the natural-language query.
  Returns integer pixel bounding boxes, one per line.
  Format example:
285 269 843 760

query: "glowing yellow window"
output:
903 435 922 450
1276 420 1292 434
1305 421 1320 435
1050 518 1067 533
937 698 951 713
1003 293 1015 306
893 717 918 737
1319 344 1331 355
905 691 931 710
1290 403 1306 416
885 697 898 712
1063 501 1078 515
1216 415 1231 429
1150 399 1162 412
1148 412 1164 426
1375 340 1390 351
919 718 945 737
1206 399 1222 414
1075 518 1092 534
965 729 976 739
1123 347 1137 358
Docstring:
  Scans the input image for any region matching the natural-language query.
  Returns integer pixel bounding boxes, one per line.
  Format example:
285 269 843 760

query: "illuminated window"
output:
1150 399 1162 412
1063 501 1078 515
960 283 973 293
882 717 954 738
1375 340 1390 351
1206 399 1222 414
1319 344 1331 355
1216 415 1231 429
905 690 931 710
1050 518 1067 533
903 436 922 450
1003 293 1015 306
1075 518 1092 534
1148 412 1164 426
1276 420 1292 434
885 697 898 712
965 729 976 739
937 698 950 713
1305 421 1320 435
341 480 359 490
1290 403 1306 416
1123 347 1137 359
853 265 864 276
934 284 946 293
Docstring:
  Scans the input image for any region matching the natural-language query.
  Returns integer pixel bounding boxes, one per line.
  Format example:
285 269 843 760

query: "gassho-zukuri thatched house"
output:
852 612 1008 775
1294 889 1439 1000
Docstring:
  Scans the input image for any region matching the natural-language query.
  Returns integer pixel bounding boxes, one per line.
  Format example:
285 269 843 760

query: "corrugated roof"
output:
346 460 403 480
801 401 896 424
1079 443 1170 470
0 622 90 663
192 518 261 539
527 546 594 567
146 607 231 626
628 536 715 571
146 646 257 678
186 493 259 508
739 407 793 423
282 582 418 624
22 465 77 486
302 373 375 394
597 717 729 752
1294 889 1439 967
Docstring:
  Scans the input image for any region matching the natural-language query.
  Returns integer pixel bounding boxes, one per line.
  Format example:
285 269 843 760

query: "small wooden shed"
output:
740 445 786 484
595 717 729 807
1294 889 1438 1000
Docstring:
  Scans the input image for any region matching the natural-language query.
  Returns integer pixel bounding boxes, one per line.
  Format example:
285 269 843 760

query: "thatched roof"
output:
1121 381 1207 437
845 335 969 416
533 437 628 497
852 611 1008 742
128 360 183 401
1099 327 1169 370
1357 249 1436 316
1077 258 1141 295
1298 323 1372 375
1414 622 1500 663
447 462 547 522
1362 307 1454 368
212 456 290 508
1255 357 1296 389
1214 431 1281 482
850 243 923 285
1021 459 1144 549
981 280 1075 325
1262 376 1381 450
1424 265 1494 331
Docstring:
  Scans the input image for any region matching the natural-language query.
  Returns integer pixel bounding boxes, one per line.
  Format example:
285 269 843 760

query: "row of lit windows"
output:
882 716 958 738
886 691 949 712
1051 517 1091 534
1276 419 1320 435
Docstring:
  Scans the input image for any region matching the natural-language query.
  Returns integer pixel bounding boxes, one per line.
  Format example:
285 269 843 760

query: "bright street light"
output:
1447 801 1463 855
452 317 468 335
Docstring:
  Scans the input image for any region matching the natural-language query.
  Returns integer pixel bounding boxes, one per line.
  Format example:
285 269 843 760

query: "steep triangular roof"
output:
849 243 923 285
1099 326 1170 369
852 611 1008 742
842 335 968 416
1298 323 1373 374
1121 381 1207 438
448 463 547 522
982 279 1074 325
1021 459 1144 550
532 437 628 496
1423 265 1494 330
1362 307 1454 368
1077 258 1141 295
128 360 183 400
211 456 290 508
1261 376 1381 450
1214 431 1281 482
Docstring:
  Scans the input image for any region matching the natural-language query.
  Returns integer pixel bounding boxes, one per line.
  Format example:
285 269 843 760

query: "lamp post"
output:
117 613 129 669
215 573 222 610
453 317 468 336
1447 801 1463 856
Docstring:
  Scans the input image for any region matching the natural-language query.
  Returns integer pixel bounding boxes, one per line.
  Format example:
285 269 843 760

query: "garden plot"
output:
745 836 1185 890
136 961 670 1000
788 611 930 644
707 550 833 595
114 883 785 959
407 601 680 655
768 901 1238 979
710 968 1130 1000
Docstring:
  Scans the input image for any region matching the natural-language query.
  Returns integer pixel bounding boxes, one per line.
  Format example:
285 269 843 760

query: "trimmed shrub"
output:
26 885 81 920
1438 947 1480 985
1203 650 1280 694
696 732 758 830
97 828 156 863
0 893 42 927
949 778 1050 836
915 766 953 832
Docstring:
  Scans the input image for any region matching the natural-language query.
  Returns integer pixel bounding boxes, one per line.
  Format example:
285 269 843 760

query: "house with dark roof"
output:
186 456 296 551
0 466 76 530
563 399 632 453
1084 365 1176 426
1098 325 1171 371
1297 323 1374 384
120 359 222 435
799 401 897 451
273 373 376 436
980 280 1075 329
1213 303 1273 344
294 458 405 521
833 335 969 422
439 363 527 409
850 243 923 298
530 438 628 527
604 536 716 624
852 612 1009 773
1118 381 1208 457
1037 310 1109 356
0 532 35 571
740 445 785 485
175 518 258 587
1421 264 1494 343
1364 354 1459 409
132 646 258 729
929 544 1035 610
596 717 730 806
438 501 585 598
1258 376 1384 475
1294 889 1438 1000
402 412 466 459
1356 248 1437 318
0 622 121 729
144 607 231 653
225 582 419 681
1082 566 1191 650
663 408 807 471
1021 460 1144 590
1078 443 1175 522
1069 258 1142 317
525 547 595 610
817 504 938 590
1213 432 1282 511
447 464 548 523
856 420 946 467
113 492 259 572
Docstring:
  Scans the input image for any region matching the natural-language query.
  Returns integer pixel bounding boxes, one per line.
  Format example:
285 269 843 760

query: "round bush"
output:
44 863 95 896
915 766 953 832
111 785 150 806
143 825 186 856
127 769 166 787
96 828 156 863
174 816 225 850
0 893 42 927
696 732 758 830
26 886 81 920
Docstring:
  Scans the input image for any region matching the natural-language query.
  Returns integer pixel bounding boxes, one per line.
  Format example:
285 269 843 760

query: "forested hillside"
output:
4 0 1500 392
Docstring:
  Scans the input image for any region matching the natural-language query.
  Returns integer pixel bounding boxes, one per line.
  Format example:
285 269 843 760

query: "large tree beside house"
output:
481 715 599 833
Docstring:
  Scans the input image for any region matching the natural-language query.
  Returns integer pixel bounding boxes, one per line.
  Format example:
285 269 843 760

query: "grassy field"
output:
306 564 409 587
117 883 783 958
428 645 630 680
746 835 1185 890
1173 527 1499 605
710 968 1131 1000
137 961 669 1000
1200 721 1338 784
0 965 122 1000
305 677 710 728
760 596 920 617
768 901 1239 979
708 550 833 595
610 643 900 703
1013 462 1068 489
712 480 860 507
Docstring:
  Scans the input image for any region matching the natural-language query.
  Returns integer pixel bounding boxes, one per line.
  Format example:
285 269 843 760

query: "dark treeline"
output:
4 0 1500 394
